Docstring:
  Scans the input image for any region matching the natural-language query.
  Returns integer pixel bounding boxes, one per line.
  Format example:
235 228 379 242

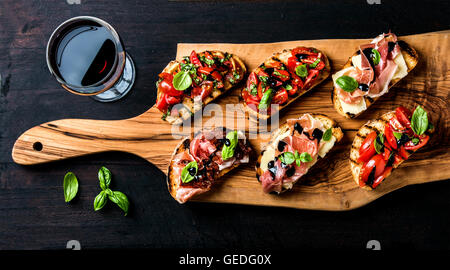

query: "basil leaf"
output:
322 128 332 141
94 190 107 211
279 152 295 165
295 64 308 78
371 49 381 65
108 191 130 216
63 172 78 203
393 132 403 140
295 159 301 167
299 152 312 163
181 161 198 183
412 138 420 145
309 59 321 68
249 83 258 96
222 131 238 161
172 71 192 91
98 166 111 190
374 133 385 154
336 75 358 92
411 106 429 136
258 88 273 110
285 84 293 91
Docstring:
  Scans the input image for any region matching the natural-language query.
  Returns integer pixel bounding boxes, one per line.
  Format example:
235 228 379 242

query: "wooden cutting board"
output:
12 31 450 211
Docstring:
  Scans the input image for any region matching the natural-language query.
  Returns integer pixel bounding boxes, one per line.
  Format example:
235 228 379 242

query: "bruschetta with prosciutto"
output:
332 33 419 118
256 113 343 193
156 51 246 124
241 47 330 119
167 127 252 203
350 106 433 189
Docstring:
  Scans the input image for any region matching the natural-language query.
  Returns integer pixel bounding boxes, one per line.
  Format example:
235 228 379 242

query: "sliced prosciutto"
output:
168 128 252 203
334 32 404 105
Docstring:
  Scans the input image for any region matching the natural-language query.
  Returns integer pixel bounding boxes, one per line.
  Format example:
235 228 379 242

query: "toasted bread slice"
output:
243 47 330 120
167 127 252 203
332 40 419 119
349 110 432 190
157 51 247 125
256 113 343 193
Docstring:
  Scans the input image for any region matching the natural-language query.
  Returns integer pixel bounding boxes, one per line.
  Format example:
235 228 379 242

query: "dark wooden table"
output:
0 0 449 250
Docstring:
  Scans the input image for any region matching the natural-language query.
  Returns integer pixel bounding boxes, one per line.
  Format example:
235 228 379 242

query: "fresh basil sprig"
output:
371 49 381 65
181 161 198 183
322 128 333 141
393 131 403 140
295 64 308 78
309 59 321 68
93 167 130 216
279 150 312 167
172 71 192 91
336 75 358 92
63 172 79 203
374 132 385 154
411 105 429 136
258 88 273 110
222 131 238 161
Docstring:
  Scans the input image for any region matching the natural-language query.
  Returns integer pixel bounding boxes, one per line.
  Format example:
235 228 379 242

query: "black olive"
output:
264 67 274 75
397 133 410 146
367 166 377 188
358 84 369 92
388 41 396 53
296 54 308 61
286 166 295 177
277 141 287 152
386 152 395 168
281 162 288 168
268 160 275 169
188 167 197 176
224 138 231 146
312 128 323 141
267 77 278 88
268 166 277 180
294 123 303 134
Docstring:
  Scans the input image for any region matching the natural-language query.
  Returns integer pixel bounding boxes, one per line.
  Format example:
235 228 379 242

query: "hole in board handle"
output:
33 142 43 151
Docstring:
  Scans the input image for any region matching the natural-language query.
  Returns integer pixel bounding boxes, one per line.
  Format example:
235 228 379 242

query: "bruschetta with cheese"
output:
256 113 343 193
167 127 252 203
332 33 419 118
156 51 246 124
241 47 330 119
350 106 433 189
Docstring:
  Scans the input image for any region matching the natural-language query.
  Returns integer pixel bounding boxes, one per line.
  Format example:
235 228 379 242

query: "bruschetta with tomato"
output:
350 106 433 189
332 33 419 118
156 51 246 124
241 47 330 119
256 113 343 193
167 127 252 203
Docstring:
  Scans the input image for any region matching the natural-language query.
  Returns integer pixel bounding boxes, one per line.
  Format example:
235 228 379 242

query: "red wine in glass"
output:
46 16 135 102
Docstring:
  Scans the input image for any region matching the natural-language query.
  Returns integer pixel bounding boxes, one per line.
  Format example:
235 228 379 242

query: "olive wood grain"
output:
12 31 450 210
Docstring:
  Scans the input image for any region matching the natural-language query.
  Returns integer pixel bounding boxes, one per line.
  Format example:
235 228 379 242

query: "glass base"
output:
91 52 136 102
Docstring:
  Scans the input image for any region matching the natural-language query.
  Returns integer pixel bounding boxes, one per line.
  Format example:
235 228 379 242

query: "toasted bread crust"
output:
255 114 343 192
332 40 419 119
158 51 247 124
243 47 331 120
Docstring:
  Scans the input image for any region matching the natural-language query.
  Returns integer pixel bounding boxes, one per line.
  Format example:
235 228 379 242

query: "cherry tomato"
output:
210 71 223 82
190 50 203 67
199 81 213 100
383 144 391 161
398 145 410 160
272 89 288 105
247 72 258 90
198 66 214 75
156 93 169 113
165 95 182 105
291 47 317 57
255 68 269 78
303 69 319 89
358 131 377 163
359 154 386 187
371 166 393 189
287 56 300 73
395 106 412 128
287 84 298 96
272 69 290 82
384 123 398 150
314 60 325 71
242 89 260 105
159 78 184 97
404 135 429 151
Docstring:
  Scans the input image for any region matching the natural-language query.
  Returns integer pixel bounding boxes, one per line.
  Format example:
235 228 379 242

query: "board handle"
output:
11 112 176 166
